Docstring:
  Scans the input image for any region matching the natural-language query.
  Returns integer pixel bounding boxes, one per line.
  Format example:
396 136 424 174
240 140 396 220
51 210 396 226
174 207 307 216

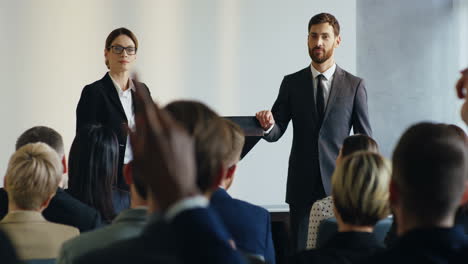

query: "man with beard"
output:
256 13 371 252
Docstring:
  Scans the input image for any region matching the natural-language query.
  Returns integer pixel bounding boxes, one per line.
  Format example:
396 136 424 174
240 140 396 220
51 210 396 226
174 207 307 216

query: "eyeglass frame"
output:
108 45 137 55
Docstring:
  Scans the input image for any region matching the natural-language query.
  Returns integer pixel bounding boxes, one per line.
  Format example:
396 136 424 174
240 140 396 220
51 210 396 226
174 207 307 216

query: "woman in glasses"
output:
76 27 150 191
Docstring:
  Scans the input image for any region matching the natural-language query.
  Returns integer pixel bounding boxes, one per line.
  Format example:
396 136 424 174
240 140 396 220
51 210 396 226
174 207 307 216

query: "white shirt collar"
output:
310 63 336 81
109 72 135 96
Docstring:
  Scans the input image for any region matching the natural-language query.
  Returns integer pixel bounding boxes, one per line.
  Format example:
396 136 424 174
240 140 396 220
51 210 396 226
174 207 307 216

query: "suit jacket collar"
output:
1 211 46 223
396 227 468 250
322 65 344 124
101 72 127 119
324 231 381 250
212 188 232 200
112 208 148 225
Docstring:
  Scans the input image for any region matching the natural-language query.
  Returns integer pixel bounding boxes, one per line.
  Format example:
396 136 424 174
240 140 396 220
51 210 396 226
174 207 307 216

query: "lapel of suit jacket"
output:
302 67 319 123
322 65 344 124
101 73 128 120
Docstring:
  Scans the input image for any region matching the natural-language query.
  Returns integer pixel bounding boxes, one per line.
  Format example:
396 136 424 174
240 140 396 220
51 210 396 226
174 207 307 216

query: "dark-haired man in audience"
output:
0 126 101 232
75 97 246 264
57 161 150 264
363 122 468 263
210 119 275 263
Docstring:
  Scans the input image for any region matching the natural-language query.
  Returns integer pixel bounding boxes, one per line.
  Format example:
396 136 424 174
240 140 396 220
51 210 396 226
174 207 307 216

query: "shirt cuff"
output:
164 195 209 221
264 124 275 135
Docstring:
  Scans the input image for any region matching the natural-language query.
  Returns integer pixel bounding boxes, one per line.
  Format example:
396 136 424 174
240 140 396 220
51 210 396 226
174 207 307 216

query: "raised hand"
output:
255 110 275 131
129 76 199 211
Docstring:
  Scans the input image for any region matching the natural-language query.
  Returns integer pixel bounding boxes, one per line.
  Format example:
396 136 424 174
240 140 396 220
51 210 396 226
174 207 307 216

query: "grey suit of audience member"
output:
57 208 150 264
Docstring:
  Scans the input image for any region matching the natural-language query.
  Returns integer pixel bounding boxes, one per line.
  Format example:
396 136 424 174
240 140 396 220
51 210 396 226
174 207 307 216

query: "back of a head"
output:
223 119 245 167
392 122 468 223
5 143 61 210
332 151 391 226
165 100 230 193
16 126 64 158
67 124 118 221
341 134 378 158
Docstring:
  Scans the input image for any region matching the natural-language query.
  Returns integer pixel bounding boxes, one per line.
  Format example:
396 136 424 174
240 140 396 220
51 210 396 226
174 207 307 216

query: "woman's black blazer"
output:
76 72 150 190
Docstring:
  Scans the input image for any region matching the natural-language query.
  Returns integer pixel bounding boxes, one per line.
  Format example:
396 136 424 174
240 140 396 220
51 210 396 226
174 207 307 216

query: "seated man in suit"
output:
0 143 79 260
57 161 150 264
0 126 101 232
294 151 390 264
210 119 275 264
363 122 468 263
75 92 246 264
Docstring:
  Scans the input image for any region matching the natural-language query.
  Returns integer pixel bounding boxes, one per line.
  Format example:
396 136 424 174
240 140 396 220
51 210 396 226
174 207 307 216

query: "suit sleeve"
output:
352 79 372 136
264 76 292 142
76 85 99 132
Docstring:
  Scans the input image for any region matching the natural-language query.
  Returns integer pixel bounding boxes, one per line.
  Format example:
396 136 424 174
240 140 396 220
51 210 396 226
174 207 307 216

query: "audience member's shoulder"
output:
46 189 101 231
233 197 270 218
48 221 80 235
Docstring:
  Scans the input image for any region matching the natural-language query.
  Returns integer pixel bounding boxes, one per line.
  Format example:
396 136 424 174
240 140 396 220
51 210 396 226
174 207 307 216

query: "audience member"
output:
0 143 79 260
57 161 149 264
0 126 101 232
306 134 378 249
209 118 275 263
456 68 468 125
385 124 468 247
295 152 390 264
75 88 246 264
67 124 130 223
364 122 468 263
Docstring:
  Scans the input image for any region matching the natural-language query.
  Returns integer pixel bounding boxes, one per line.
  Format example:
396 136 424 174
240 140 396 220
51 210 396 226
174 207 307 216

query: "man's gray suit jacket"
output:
57 208 150 264
264 65 372 205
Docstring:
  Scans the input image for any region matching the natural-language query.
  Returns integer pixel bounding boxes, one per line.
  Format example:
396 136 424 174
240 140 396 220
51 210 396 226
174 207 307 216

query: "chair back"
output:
316 216 393 248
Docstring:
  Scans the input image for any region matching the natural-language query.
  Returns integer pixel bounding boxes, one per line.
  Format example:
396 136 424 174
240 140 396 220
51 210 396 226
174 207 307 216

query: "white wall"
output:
0 0 357 207
357 0 465 158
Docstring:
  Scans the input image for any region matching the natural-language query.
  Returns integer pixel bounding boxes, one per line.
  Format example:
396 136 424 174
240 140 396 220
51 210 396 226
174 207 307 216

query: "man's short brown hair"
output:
16 126 64 157
164 100 230 193
223 119 245 167
392 122 468 223
5 143 61 210
308 13 340 36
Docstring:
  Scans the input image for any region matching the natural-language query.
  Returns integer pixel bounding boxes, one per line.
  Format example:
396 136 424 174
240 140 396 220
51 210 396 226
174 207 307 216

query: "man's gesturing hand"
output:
256 110 275 131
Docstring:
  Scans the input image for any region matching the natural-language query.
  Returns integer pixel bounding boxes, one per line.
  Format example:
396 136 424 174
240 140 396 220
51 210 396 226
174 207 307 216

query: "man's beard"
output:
309 47 333 64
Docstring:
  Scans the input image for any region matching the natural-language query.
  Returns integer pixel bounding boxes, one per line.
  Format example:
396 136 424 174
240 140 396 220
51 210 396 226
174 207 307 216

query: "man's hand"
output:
129 77 199 211
256 110 275 131
456 68 468 125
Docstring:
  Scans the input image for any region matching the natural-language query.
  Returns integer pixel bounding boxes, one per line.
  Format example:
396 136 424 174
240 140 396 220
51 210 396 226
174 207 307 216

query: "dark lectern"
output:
223 116 264 159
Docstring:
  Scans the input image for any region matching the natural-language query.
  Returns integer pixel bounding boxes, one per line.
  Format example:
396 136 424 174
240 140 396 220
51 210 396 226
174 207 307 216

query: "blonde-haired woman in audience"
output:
295 151 391 264
306 134 378 249
0 143 79 260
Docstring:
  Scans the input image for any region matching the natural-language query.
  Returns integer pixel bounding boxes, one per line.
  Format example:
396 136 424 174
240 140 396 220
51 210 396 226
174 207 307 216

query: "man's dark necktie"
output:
316 74 325 125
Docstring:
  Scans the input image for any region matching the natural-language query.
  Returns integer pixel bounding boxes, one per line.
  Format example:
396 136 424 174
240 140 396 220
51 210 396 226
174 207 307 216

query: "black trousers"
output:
289 204 313 253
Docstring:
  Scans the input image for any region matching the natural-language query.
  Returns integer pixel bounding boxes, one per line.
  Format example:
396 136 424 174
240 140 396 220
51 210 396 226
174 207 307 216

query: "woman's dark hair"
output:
341 134 378 158
67 124 119 222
